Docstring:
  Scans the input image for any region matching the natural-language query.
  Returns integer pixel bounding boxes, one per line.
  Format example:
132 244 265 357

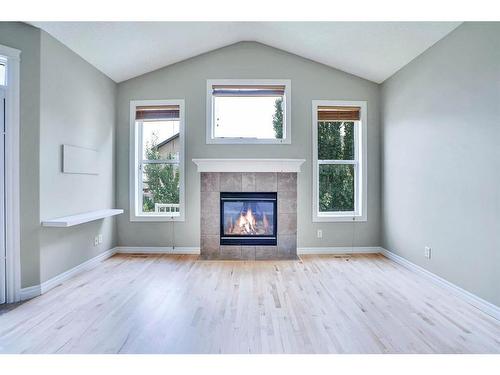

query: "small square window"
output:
207 80 291 144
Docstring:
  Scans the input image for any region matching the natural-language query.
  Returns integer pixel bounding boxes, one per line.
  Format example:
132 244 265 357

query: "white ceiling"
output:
31 22 461 83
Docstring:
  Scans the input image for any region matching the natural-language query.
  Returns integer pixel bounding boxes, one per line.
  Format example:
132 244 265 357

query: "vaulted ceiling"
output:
31 22 461 83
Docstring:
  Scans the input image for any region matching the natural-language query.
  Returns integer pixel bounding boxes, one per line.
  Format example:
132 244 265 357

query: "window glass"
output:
0 63 6 86
142 163 180 214
318 164 355 212
213 96 283 139
318 121 355 160
141 120 180 161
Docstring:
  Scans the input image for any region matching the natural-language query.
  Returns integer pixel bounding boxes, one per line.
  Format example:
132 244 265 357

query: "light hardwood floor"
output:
0 254 499 354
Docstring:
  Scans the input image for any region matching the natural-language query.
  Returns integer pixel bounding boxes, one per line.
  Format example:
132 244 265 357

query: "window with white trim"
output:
312 100 367 222
0 57 6 86
206 79 291 144
130 100 185 221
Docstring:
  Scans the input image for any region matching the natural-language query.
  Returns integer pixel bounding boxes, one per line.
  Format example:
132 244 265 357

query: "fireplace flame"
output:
237 208 257 234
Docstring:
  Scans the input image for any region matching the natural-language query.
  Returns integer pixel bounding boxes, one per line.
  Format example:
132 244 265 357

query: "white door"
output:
0 86 5 304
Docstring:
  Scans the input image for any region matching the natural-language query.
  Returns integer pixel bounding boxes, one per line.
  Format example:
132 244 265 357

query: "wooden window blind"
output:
136 105 180 121
212 85 286 97
318 106 360 121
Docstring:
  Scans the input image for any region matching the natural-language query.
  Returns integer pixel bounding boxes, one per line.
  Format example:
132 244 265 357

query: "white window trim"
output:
206 79 291 145
312 100 367 222
129 99 185 222
0 44 21 302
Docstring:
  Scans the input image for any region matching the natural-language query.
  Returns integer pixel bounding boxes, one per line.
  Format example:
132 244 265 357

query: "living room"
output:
0 1 499 372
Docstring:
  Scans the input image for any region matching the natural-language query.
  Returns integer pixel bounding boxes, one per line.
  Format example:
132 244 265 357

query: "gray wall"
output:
0 22 41 288
39 31 117 283
1 23 118 288
116 42 381 249
381 22 500 306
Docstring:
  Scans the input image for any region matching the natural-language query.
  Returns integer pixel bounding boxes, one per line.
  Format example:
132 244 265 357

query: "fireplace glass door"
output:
220 192 277 246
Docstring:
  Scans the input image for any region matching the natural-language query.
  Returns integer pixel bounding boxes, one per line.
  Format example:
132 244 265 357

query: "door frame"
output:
0 85 5 304
0 43 21 303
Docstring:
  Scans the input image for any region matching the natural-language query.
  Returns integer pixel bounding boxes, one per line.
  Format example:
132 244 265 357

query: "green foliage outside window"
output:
142 133 180 212
318 121 355 212
272 98 283 139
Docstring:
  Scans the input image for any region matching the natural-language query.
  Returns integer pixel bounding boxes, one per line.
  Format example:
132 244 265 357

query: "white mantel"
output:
192 158 306 173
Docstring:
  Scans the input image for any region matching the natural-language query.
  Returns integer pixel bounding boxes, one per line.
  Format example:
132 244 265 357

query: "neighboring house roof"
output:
155 133 179 150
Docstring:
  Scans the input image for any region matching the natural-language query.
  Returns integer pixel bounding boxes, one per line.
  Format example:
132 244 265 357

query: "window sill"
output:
130 215 185 222
313 214 367 223
206 138 291 145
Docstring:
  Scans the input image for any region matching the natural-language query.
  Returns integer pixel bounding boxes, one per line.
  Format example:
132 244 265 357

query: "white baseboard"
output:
19 284 42 301
18 246 199 301
116 246 200 255
20 247 118 301
297 246 381 255
380 248 500 321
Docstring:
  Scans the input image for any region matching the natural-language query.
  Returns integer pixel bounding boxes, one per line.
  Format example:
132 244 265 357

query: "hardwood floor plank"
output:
0 254 498 354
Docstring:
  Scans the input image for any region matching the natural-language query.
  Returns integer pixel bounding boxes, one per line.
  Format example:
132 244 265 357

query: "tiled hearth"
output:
200 172 298 260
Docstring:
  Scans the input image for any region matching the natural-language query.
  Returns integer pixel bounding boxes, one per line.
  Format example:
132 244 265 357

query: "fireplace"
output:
196 168 303 260
220 192 277 246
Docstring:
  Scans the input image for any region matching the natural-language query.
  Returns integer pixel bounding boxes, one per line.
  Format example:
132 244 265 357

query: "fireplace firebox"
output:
220 192 277 246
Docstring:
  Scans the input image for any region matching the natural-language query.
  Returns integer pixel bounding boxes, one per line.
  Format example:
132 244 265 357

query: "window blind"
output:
318 106 360 121
136 105 180 120
212 85 286 97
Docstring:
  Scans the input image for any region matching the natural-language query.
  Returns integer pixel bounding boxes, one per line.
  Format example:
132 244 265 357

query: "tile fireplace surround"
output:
194 159 305 260
200 171 298 260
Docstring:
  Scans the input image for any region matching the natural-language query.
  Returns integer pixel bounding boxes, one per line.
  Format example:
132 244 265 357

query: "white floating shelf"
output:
42 209 124 228
192 158 306 173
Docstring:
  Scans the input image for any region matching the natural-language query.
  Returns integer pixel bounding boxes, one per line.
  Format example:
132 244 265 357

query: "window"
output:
0 58 6 86
206 79 291 144
130 100 185 221
312 100 367 222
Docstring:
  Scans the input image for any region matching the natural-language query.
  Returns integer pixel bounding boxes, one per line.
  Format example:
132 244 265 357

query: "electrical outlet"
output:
98 234 103 244
94 236 99 246
424 246 431 259
317 230 323 239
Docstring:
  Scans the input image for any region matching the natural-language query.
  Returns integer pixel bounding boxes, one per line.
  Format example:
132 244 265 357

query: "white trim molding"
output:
206 79 292 145
20 248 118 301
19 284 41 301
298 246 381 255
381 248 500 321
312 100 368 223
116 246 200 255
192 158 305 173
19 246 201 300
0 43 21 303
40 248 117 294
